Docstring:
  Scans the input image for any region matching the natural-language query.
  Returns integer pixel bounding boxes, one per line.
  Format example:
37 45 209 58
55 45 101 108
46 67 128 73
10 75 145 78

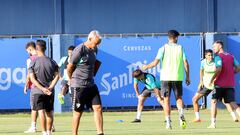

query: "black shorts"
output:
215 88 235 103
72 84 102 112
32 94 54 112
161 81 182 99
141 87 161 97
197 86 213 96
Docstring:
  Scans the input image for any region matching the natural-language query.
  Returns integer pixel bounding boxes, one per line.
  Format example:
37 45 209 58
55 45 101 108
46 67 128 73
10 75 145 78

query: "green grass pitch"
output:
0 109 239 135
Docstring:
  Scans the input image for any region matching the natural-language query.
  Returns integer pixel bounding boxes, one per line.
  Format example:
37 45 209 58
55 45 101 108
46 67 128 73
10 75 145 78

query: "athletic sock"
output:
165 116 171 125
211 117 216 125
31 122 36 128
195 112 200 120
136 111 142 120
42 131 47 135
178 108 184 118
47 131 51 135
230 111 237 121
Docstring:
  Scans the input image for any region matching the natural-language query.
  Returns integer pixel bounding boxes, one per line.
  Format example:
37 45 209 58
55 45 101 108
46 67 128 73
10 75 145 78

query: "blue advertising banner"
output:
0 38 48 109
75 36 201 107
227 36 240 103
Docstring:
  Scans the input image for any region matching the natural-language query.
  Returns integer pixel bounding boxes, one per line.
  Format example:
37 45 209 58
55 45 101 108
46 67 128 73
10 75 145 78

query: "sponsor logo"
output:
123 46 151 51
76 103 81 108
99 60 160 96
0 68 26 91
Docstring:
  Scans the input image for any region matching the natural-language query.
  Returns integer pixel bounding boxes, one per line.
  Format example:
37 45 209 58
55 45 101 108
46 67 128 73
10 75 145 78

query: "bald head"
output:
212 40 224 54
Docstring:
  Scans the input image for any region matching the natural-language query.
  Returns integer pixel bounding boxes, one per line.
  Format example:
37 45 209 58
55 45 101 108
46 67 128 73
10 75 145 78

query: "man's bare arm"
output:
67 63 76 79
29 72 49 94
23 73 31 94
184 60 190 85
133 83 140 97
210 67 222 84
142 59 160 70
48 70 60 91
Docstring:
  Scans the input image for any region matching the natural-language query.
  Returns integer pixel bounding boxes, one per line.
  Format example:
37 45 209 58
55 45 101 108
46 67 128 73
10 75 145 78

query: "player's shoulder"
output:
49 57 58 65
61 56 68 59
60 56 68 61
201 58 206 63
73 44 85 53
214 54 221 60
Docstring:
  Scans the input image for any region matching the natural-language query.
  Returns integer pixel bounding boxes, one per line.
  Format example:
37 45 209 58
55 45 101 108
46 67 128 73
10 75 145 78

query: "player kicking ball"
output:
131 69 164 123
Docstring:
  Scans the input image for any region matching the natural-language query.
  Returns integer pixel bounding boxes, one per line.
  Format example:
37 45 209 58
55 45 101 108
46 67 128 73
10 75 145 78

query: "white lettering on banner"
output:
123 46 151 51
0 68 26 91
100 61 160 96
122 92 155 99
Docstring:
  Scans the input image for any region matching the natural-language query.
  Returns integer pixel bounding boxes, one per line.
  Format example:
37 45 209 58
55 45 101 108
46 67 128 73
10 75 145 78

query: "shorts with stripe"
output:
72 84 102 112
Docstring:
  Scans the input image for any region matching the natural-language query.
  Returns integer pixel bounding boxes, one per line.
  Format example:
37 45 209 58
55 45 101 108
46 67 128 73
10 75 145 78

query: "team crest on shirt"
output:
76 103 81 108
217 61 222 65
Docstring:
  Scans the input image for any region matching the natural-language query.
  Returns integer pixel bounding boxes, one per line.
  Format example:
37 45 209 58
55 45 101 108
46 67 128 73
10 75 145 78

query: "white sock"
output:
178 108 184 116
31 122 36 128
165 116 171 125
231 112 237 120
136 111 142 120
234 111 239 117
42 131 47 135
47 131 51 135
211 118 216 125
195 112 200 120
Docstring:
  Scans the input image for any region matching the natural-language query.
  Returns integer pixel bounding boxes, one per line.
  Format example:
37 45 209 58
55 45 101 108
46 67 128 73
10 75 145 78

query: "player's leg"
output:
91 85 104 135
208 89 218 128
45 111 53 135
173 81 186 129
25 92 38 133
24 111 38 133
224 88 239 122
92 105 104 135
153 88 164 109
208 99 217 128
223 100 239 122
31 110 37 129
45 94 54 135
230 102 240 120
192 93 204 122
134 96 147 122
192 87 211 122
34 94 47 135
72 110 83 135
132 88 148 123
72 87 84 135
161 81 172 129
58 80 69 104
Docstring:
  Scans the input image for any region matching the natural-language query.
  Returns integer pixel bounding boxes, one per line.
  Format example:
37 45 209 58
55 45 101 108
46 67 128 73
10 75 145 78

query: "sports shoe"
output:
164 120 172 123
234 119 239 122
24 127 36 133
180 115 187 129
207 124 216 129
51 125 56 132
58 94 64 104
131 119 141 123
191 119 202 123
165 123 172 129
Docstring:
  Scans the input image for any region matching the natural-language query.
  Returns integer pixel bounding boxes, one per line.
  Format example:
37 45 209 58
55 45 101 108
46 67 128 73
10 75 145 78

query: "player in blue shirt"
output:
131 69 164 123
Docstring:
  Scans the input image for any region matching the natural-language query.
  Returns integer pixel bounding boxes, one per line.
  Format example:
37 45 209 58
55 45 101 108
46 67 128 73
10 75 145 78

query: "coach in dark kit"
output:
67 30 104 135
29 40 59 135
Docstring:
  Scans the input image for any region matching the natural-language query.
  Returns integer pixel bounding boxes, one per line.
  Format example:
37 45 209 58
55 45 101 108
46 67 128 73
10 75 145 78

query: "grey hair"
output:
88 30 102 40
